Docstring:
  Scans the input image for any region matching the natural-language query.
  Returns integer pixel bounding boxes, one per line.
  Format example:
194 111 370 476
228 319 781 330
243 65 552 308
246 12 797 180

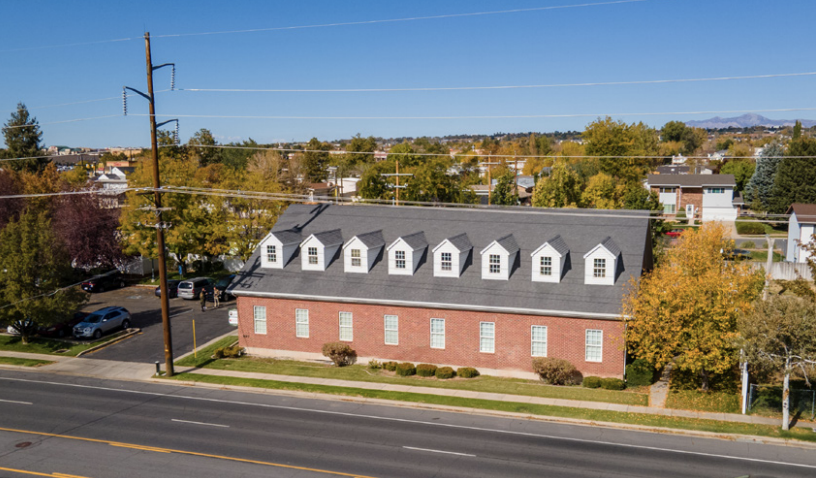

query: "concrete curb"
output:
76 328 141 357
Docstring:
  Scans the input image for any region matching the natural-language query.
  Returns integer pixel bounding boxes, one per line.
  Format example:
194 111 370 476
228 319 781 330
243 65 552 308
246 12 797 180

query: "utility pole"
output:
124 32 177 376
381 159 411 206
479 162 500 206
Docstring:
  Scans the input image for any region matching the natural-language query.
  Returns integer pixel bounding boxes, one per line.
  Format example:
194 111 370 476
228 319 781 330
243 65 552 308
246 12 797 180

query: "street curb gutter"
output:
76 328 141 357
154 375 816 451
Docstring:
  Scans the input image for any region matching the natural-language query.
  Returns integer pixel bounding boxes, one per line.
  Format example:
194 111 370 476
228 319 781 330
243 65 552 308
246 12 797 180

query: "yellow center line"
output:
0 466 89 478
0 427 379 478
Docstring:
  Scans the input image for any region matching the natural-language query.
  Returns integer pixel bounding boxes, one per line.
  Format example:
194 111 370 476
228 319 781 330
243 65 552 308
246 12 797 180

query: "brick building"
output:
646 174 738 222
229 204 653 379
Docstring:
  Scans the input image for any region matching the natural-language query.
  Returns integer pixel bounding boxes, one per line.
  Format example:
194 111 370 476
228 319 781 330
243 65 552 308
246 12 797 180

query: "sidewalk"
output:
1 349 808 430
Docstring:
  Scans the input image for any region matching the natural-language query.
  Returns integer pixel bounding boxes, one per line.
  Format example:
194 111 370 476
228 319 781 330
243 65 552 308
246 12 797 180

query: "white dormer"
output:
386 232 428 275
259 229 302 269
342 230 385 273
480 234 519 281
432 233 472 278
300 229 344 272
530 235 569 283
582 237 620 286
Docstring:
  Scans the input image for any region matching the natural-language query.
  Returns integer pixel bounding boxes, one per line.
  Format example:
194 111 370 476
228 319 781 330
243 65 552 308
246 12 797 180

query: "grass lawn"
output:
0 332 127 357
735 220 788 236
168 372 816 443
665 390 741 414
176 336 647 407
749 251 785 262
0 356 54 367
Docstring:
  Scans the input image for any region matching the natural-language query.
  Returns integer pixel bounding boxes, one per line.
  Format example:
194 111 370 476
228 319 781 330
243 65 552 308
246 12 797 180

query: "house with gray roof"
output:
646 174 738 222
229 204 653 379
786 203 816 264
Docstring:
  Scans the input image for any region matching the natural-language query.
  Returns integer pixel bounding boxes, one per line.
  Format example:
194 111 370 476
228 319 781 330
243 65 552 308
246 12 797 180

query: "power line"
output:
2 114 122 130
0 188 146 200
179 71 816 93
153 0 647 39
28 89 173 111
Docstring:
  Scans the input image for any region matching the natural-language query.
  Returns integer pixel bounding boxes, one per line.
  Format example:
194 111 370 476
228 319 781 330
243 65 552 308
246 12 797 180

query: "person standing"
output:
200 289 207 312
212 286 220 309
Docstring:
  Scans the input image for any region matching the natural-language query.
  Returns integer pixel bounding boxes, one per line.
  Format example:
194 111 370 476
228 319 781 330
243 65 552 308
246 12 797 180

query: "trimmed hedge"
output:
532 357 578 385
321 342 357 367
368 359 382 370
416 363 438 377
625 359 656 387
395 362 416 376
383 361 398 372
213 345 244 359
736 221 765 235
435 366 455 379
601 378 626 390
582 376 602 389
457 367 480 379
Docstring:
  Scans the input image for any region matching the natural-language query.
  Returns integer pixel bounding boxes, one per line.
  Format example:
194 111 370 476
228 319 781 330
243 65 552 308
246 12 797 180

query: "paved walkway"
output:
1 350 809 429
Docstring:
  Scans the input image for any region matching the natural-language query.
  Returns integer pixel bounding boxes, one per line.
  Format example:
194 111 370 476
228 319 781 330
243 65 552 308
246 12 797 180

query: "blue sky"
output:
1 0 815 148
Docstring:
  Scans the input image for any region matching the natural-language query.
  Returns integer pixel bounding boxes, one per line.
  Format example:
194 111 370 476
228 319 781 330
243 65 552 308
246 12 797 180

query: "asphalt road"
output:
80 286 235 363
1 370 815 478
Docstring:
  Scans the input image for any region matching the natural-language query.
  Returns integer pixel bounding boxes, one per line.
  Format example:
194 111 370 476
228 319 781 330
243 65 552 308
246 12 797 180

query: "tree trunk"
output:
782 358 791 431
700 368 710 392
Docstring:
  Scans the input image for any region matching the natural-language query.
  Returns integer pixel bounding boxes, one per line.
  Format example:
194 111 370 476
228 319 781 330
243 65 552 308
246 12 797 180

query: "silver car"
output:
177 277 214 300
73 306 131 340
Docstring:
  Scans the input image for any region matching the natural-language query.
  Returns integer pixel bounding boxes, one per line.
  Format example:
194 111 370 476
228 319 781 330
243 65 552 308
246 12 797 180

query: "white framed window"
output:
430 318 445 349
308 246 318 265
489 254 501 274
295 309 309 338
253 306 267 334
480 322 495 353
384 315 399 345
663 204 676 214
395 250 406 269
339 312 353 341
540 256 552 276
266 245 277 263
585 329 603 362
351 249 361 267
593 258 606 278
659 187 676 193
531 325 547 357
707 187 725 194
441 252 452 271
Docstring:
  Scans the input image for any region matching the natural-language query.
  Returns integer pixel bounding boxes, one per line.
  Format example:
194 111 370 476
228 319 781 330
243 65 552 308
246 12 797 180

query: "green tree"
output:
793 120 803 140
719 159 755 194
402 160 467 204
739 296 816 430
769 140 816 213
584 117 658 184
531 160 582 208
188 128 222 166
387 142 424 168
2 103 47 172
302 138 330 182
344 134 377 167
357 161 393 201
0 210 87 343
743 142 783 211
221 139 259 170
491 170 518 206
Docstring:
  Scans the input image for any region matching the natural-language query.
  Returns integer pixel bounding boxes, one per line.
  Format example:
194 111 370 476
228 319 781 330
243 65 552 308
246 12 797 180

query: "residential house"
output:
646 174 738 222
786 203 816 264
94 166 131 208
228 204 653 379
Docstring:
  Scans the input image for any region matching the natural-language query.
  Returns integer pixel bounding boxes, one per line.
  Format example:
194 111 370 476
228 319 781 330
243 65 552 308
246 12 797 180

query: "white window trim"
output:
593 258 606 278
295 308 309 338
585 329 603 362
339 312 353 342
441 252 452 271
430 318 445 349
308 246 319 265
480 321 495 354
253 306 267 335
384 315 399 345
540 256 552 276
489 254 501 274
395 250 406 269
266 245 277 263
531 325 547 357
350 248 362 267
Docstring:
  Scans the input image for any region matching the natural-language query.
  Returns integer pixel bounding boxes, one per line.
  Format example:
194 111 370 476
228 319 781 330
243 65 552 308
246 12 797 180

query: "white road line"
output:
3 376 816 470
0 398 32 405
403 446 475 457
171 419 229 428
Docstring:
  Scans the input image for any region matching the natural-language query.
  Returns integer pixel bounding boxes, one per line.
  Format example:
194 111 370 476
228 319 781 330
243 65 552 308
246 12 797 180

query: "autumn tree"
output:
739 296 816 430
624 223 765 391
584 117 659 184
2 102 48 172
531 160 582 208
0 170 23 229
581 172 619 209
188 128 222 166
53 192 126 271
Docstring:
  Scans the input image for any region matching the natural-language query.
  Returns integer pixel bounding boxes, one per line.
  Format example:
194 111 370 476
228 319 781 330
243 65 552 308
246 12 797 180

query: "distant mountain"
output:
686 113 816 129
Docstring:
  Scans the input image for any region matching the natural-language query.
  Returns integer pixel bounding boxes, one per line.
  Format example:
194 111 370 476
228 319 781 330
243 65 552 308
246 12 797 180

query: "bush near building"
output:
416 363 438 377
582 376 602 388
435 367 455 379
396 362 416 376
601 378 626 390
457 367 480 378
532 357 578 385
321 342 357 367
625 359 657 387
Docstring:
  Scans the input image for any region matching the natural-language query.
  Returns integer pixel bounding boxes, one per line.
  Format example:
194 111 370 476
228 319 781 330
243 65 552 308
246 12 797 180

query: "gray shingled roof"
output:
647 174 736 187
310 229 344 247
354 230 386 249
495 234 520 254
601 237 622 257
230 204 652 318
391 231 428 251
447 233 472 252
270 229 302 245
546 235 569 256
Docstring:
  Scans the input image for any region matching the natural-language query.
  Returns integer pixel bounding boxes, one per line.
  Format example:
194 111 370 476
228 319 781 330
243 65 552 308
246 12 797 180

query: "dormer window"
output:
300 229 344 272
441 252 452 271
531 236 569 283
480 234 518 281
395 251 406 269
259 229 301 269
593 258 606 278
267 245 277 264
388 232 427 276
489 254 501 274
540 256 552 276
351 249 361 267
308 247 318 264
433 233 472 278
342 230 384 274
583 237 620 285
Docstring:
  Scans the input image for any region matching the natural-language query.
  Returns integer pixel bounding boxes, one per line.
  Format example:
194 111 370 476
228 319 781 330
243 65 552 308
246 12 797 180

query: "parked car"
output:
665 229 685 238
6 319 35 336
155 279 181 298
73 306 131 340
723 248 752 261
39 312 88 338
81 271 125 293
214 274 236 301
177 277 214 300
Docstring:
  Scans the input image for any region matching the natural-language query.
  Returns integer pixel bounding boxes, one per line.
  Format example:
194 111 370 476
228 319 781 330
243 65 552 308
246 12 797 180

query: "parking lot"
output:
80 285 236 364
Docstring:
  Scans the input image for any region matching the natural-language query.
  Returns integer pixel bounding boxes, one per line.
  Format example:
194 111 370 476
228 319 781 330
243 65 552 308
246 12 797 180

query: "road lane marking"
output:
171 419 229 428
3 377 816 471
0 427 379 478
0 467 89 478
0 399 32 405
51 474 90 478
403 446 475 457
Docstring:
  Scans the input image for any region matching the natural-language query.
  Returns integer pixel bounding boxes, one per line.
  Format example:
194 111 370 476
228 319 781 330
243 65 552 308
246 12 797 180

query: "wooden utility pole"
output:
396 160 400 206
514 157 519 198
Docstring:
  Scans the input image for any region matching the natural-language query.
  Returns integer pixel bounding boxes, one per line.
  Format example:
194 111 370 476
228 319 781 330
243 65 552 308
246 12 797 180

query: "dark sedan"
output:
155 279 181 298
81 272 125 293
39 312 88 338
214 274 236 301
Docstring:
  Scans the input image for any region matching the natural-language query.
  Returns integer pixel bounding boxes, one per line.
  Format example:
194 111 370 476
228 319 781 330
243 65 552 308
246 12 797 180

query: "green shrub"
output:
213 345 243 359
321 342 357 367
457 367 480 378
625 359 656 387
601 378 626 390
435 366 455 379
582 376 602 388
532 357 578 385
735 221 765 235
416 363 438 377
395 362 416 376
676 209 686 219
740 240 756 249
383 361 398 372
368 359 382 370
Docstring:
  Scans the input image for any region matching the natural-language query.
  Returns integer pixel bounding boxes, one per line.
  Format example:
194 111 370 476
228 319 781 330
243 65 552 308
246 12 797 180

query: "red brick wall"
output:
678 188 703 216
236 297 625 378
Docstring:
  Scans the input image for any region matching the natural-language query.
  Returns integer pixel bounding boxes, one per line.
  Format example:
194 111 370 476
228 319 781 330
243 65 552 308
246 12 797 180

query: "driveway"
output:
79 286 236 363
